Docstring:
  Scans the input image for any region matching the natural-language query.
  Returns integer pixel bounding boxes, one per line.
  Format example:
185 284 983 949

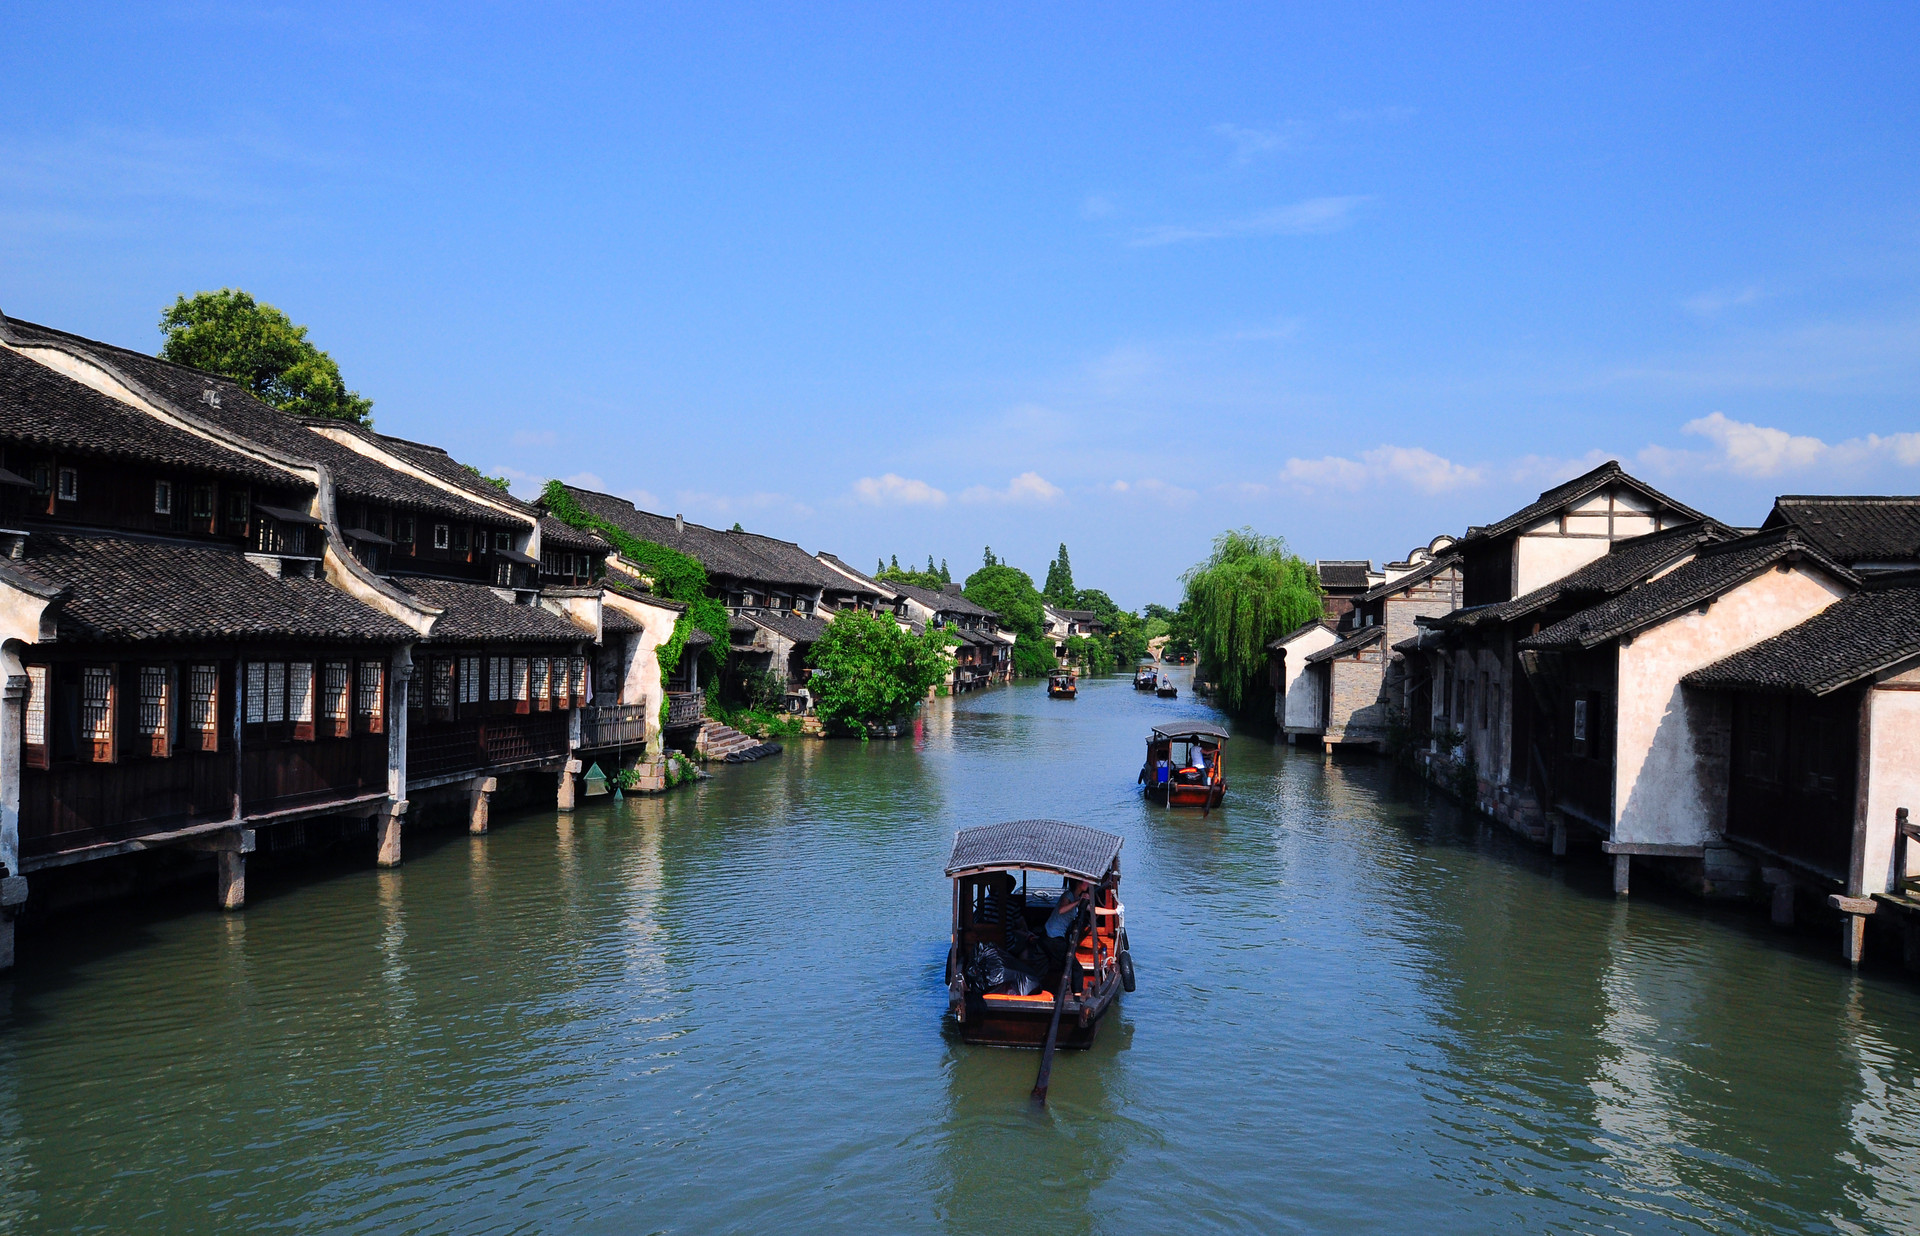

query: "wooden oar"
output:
1031 910 1086 1105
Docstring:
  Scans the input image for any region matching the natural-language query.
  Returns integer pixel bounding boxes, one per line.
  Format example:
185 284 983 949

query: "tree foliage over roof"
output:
1181 527 1323 713
806 610 956 736
158 289 374 426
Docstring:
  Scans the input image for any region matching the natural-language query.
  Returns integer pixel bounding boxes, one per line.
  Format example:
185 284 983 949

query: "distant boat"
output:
1047 669 1078 699
1139 722 1227 810
1155 674 1177 698
1134 663 1158 690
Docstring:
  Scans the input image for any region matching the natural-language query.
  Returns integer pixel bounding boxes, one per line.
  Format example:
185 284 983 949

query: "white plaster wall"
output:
1613 566 1850 846
1514 532 1612 597
1861 685 1920 894
1278 627 1337 730
603 593 685 749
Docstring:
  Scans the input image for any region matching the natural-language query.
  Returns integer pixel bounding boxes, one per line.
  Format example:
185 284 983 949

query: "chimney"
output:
674 514 684 534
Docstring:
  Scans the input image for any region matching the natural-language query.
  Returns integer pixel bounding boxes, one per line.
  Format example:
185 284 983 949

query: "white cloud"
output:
1281 445 1482 494
1108 477 1197 505
1128 196 1370 247
1683 285 1764 317
960 472 1064 505
1212 121 1306 163
1640 412 1920 478
851 473 947 506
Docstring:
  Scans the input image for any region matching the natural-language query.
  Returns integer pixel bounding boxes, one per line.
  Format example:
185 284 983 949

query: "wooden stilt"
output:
1549 814 1567 858
1612 853 1630 897
216 850 245 911
1843 915 1867 968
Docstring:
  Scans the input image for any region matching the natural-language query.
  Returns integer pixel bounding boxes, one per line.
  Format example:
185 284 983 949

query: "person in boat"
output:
1041 878 1091 971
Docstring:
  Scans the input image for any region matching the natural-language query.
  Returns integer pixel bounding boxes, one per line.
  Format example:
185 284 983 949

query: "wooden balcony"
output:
580 702 650 751
407 713 570 784
665 691 705 730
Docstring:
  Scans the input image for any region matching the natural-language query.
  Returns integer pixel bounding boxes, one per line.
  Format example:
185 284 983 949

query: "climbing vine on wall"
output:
539 480 731 678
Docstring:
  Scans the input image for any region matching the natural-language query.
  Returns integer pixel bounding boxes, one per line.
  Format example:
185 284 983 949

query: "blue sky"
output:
5 4 1919 607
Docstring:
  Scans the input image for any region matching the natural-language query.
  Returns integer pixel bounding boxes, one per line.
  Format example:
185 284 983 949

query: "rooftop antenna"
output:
674 513 684 533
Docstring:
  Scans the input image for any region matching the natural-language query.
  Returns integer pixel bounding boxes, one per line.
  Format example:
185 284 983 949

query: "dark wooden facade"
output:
405 648 584 783
1724 688 1861 881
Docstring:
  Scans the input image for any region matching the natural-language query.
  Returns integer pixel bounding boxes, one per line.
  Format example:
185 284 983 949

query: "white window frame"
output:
153 480 173 515
56 467 78 501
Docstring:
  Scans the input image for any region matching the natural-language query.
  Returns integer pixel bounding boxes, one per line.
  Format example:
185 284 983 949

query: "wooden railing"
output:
666 691 705 729
1895 807 1918 895
408 713 570 782
580 702 650 750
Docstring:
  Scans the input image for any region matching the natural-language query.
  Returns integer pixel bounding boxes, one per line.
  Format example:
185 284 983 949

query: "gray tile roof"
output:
2 317 506 524
1358 554 1460 604
1461 461 1706 544
558 485 841 589
1762 496 1920 566
391 576 587 644
1521 533 1854 651
1317 560 1374 589
536 514 607 552
1441 521 1735 631
743 611 830 644
1303 626 1385 664
1682 580 1920 696
0 345 299 487
600 606 644 635
889 580 998 619
25 529 410 644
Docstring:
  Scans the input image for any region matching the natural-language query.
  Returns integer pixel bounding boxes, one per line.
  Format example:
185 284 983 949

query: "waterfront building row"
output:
1273 462 1920 969
0 311 1014 969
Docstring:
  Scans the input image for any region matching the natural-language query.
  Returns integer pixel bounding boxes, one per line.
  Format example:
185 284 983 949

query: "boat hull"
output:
1155 687 1178 698
1048 687 1077 699
1144 780 1225 808
958 976 1121 1048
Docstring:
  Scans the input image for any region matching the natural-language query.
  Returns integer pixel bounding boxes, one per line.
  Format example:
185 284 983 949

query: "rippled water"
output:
3 669 1919 1233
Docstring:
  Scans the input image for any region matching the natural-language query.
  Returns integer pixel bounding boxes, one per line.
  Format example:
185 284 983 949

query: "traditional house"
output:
815 552 899 614
888 581 1010 691
1315 561 1378 623
1415 462 1709 832
0 330 418 962
1517 530 1855 897
1682 573 1920 966
1760 496 1920 575
1298 541 1462 752
1268 620 1339 739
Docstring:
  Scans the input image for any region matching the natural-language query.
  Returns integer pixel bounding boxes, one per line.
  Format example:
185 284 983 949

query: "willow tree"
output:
1179 528 1323 715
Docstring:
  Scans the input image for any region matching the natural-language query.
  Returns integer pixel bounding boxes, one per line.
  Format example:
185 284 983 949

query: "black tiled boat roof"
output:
559 485 841 589
2 317 506 523
24 529 410 643
1521 533 1853 651
1303 626 1385 663
1461 461 1706 544
946 819 1123 881
0 346 299 487
1317 560 1374 589
1442 521 1736 631
1761 496 1920 567
1682 577 1920 696
392 576 587 644
1358 554 1459 604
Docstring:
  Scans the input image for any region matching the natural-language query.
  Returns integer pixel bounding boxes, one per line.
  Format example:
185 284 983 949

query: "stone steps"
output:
696 721 783 764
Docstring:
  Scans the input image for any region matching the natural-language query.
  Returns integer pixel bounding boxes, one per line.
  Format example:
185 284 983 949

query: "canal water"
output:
4 670 1920 1234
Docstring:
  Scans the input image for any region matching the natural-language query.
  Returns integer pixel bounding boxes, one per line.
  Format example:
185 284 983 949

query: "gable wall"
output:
1613 565 1852 847
1276 627 1338 731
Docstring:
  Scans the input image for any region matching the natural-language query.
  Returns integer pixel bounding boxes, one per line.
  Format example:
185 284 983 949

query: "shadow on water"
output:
0 666 1917 1233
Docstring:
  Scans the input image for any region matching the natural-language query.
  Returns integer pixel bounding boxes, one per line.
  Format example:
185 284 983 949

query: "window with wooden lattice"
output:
357 662 384 734
512 657 530 714
23 664 48 769
82 665 114 762
289 662 315 740
137 665 169 756
532 657 551 711
324 661 351 738
187 664 220 752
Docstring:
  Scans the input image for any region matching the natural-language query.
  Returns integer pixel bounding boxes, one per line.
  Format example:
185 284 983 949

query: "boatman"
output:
1042 880 1090 971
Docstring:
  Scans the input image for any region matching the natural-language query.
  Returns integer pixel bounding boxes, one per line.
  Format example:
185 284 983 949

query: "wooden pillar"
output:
375 799 407 868
468 776 498 835
557 759 582 813
1828 895 1876 969
1549 813 1567 859
1763 868 1796 927
0 874 26 972
1612 853 1630 897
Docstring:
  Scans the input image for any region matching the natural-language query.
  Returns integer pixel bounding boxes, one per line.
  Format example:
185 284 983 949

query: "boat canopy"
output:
1150 722 1229 742
946 819 1123 882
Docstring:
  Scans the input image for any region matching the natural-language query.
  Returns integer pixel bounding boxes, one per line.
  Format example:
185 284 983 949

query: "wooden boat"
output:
1133 663 1158 690
1140 721 1227 809
1155 674 1178 698
945 819 1131 1048
1047 669 1078 699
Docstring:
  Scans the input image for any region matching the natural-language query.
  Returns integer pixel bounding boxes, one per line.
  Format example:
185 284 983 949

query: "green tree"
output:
158 289 373 426
462 464 510 492
963 562 1057 676
807 611 956 736
939 559 950 583
982 546 997 568
1043 543 1076 606
1179 528 1323 715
